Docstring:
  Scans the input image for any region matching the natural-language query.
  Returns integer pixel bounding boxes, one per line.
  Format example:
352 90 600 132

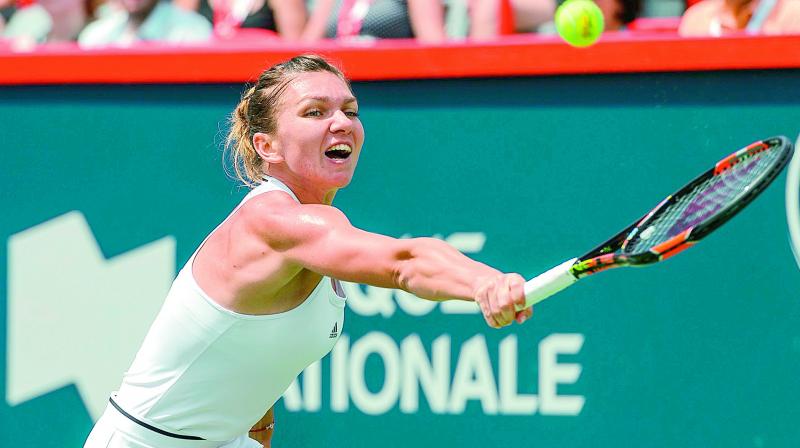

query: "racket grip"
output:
520 258 579 309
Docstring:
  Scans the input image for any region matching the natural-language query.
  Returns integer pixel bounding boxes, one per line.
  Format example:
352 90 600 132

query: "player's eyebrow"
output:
299 96 358 105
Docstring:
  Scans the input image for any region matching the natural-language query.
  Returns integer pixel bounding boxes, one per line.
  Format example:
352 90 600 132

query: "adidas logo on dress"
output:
329 322 339 339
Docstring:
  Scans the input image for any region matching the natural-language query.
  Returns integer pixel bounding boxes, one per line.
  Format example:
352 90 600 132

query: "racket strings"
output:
622 146 782 255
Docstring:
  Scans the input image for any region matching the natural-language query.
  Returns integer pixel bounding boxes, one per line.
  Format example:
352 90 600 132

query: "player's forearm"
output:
393 237 501 302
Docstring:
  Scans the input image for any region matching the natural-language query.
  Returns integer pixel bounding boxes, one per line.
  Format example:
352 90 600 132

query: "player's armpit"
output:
248 406 274 447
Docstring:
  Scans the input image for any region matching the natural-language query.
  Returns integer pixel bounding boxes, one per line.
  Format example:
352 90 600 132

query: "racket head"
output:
572 136 794 278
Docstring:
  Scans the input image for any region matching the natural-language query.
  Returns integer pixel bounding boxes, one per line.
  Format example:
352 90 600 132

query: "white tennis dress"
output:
84 177 347 448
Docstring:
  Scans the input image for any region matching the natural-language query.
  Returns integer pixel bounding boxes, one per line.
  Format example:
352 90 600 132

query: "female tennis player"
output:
83 54 532 448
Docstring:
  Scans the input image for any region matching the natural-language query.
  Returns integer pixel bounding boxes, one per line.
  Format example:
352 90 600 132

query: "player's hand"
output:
473 273 532 328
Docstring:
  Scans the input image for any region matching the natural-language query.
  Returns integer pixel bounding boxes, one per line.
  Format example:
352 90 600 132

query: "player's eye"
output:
304 109 323 117
344 110 359 118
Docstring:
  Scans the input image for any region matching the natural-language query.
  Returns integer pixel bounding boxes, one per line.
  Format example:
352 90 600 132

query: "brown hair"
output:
225 54 351 187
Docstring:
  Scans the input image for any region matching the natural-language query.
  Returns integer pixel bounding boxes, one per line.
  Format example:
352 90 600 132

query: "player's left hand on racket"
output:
473 273 531 328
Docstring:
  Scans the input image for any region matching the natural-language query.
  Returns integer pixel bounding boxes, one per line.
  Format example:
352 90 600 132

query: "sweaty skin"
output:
192 71 532 447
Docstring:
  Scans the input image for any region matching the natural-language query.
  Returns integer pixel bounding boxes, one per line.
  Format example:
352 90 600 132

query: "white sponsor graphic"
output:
6 211 175 420
283 333 585 416
5 222 583 420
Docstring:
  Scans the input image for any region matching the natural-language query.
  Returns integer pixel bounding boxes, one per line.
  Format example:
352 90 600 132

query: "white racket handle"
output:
520 258 579 309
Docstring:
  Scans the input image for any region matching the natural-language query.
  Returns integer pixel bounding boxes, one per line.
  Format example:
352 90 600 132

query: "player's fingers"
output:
509 273 527 310
509 273 531 324
482 301 501 328
476 284 501 328
484 295 502 328
494 276 516 326
486 283 507 328
515 306 533 324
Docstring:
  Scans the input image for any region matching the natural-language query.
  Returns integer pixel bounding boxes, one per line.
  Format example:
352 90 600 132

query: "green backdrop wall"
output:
1 69 799 447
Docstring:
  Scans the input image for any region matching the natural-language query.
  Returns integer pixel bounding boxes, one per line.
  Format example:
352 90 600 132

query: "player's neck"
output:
267 173 337 205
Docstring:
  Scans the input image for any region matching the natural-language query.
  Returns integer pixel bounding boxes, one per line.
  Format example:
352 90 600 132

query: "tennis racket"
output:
522 135 794 308
787 133 800 269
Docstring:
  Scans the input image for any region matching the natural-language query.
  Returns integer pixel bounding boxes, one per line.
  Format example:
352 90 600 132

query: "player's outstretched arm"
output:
245 193 532 327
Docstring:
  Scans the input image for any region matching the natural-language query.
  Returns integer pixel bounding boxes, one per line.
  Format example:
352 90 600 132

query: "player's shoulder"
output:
239 190 302 223
239 191 347 236
245 189 299 209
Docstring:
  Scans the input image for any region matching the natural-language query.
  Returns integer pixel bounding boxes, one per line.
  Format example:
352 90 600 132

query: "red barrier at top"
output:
1 32 799 85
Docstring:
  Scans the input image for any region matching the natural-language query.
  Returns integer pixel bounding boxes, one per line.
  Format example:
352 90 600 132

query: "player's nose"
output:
330 110 353 134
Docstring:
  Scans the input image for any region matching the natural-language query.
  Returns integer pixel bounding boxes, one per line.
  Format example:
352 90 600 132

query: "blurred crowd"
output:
0 0 798 50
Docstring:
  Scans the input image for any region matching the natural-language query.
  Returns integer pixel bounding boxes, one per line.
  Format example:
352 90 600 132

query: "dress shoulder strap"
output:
184 176 299 267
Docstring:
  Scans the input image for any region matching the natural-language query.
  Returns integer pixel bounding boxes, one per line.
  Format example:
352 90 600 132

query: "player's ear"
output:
253 132 284 164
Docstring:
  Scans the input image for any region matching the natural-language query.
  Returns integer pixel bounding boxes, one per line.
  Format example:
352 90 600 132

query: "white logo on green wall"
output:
5 218 585 421
5 211 175 421
283 333 585 416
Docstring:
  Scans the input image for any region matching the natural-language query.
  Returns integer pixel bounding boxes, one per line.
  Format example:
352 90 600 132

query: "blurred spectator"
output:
679 0 800 36
303 0 421 41
301 0 555 43
0 0 14 33
538 0 641 33
595 0 642 29
510 0 556 33
2 0 89 46
1 1 49 47
174 0 305 39
78 0 211 47
444 0 556 39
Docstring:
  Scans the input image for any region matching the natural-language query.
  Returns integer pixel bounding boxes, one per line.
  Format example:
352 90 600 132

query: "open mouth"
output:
324 144 352 160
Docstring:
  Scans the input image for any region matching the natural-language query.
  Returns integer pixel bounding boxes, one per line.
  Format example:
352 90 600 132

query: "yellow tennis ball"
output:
555 0 605 47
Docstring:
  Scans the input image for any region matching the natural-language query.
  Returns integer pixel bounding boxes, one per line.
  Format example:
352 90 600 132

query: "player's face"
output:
271 71 364 194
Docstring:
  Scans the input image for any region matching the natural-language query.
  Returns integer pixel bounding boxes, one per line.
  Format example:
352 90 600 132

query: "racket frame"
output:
570 136 793 280
522 136 794 309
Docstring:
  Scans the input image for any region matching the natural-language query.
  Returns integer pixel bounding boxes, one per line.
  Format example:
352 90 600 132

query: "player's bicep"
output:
293 223 407 287
251 198 406 287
